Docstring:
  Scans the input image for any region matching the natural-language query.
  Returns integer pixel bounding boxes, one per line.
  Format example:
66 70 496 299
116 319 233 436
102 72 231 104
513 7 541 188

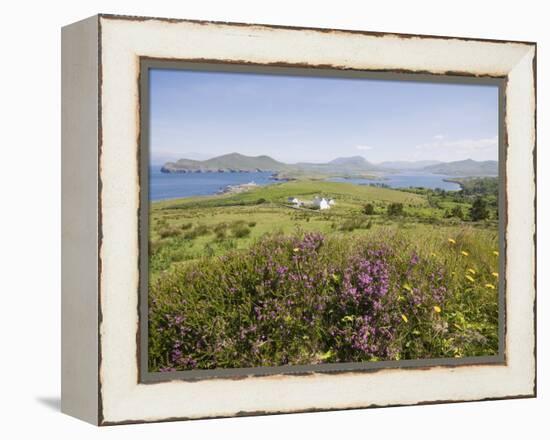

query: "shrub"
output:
451 206 464 220
387 203 404 216
215 229 226 241
213 223 228 234
183 229 198 240
247 221 257 227
182 224 209 240
470 197 489 221
194 224 210 236
181 222 193 230
232 225 251 238
363 203 375 215
339 218 372 232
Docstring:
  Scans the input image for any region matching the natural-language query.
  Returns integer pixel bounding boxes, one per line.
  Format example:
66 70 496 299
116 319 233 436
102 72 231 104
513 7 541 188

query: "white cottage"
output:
313 196 331 210
287 197 303 207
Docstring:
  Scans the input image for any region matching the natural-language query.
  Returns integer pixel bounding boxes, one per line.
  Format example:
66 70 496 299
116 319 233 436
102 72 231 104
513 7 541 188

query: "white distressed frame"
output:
62 14 536 425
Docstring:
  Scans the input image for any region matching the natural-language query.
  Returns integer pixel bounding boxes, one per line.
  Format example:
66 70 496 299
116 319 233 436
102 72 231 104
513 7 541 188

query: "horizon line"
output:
152 152 499 166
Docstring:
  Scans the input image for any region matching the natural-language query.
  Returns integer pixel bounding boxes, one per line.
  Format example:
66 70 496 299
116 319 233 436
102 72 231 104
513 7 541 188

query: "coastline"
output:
442 176 499 191
151 167 498 202
442 177 465 190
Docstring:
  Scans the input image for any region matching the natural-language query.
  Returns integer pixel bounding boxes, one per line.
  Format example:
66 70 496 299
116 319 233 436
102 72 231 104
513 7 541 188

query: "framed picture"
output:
61 14 536 425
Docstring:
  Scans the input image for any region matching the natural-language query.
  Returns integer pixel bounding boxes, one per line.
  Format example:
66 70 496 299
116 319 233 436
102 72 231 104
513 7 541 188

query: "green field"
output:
149 180 496 275
148 179 500 372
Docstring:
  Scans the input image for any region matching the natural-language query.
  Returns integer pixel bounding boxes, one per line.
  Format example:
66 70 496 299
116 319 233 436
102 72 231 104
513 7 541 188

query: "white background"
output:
0 0 546 438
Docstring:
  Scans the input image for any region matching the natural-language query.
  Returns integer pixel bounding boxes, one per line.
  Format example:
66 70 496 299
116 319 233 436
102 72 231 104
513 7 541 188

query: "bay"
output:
150 167 462 201
149 167 276 201
328 173 461 191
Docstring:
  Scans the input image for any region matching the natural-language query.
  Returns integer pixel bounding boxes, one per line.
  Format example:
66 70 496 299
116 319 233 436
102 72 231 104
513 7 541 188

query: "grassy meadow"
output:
148 179 500 372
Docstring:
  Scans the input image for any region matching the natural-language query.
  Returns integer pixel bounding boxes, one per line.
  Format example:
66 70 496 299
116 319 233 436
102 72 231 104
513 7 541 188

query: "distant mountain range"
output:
379 160 442 170
293 156 380 174
421 159 499 176
161 153 498 177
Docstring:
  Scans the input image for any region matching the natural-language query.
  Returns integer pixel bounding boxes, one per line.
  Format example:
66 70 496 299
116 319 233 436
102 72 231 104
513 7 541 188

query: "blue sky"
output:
149 68 499 165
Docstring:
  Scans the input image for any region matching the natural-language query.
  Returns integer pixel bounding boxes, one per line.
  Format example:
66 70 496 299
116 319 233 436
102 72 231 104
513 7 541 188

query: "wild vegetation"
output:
148 177 500 372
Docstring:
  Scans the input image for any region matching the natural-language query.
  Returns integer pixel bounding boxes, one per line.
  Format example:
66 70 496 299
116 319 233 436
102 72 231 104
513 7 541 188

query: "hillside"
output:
327 155 379 169
157 179 427 210
422 159 498 176
161 153 288 173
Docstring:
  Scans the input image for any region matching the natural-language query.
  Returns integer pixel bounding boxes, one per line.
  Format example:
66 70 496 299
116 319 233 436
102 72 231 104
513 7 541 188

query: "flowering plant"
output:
149 229 499 372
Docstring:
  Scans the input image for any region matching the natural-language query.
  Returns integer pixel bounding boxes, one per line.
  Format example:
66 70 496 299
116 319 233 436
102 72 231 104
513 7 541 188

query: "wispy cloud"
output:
356 145 374 151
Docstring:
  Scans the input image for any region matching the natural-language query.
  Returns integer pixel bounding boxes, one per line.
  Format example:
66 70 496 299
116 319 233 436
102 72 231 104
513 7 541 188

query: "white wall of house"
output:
313 197 330 210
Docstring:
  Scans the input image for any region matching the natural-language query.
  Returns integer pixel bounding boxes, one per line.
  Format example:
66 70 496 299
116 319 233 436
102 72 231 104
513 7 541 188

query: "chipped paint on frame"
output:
95 14 536 425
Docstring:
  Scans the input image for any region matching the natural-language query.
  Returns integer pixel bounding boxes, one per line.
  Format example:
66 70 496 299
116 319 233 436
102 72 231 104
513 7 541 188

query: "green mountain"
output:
327 156 380 171
421 159 498 176
161 153 497 178
161 153 288 173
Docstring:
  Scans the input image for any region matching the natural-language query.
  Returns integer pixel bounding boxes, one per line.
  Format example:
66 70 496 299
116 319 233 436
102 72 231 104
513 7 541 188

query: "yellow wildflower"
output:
466 275 475 282
485 283 496 289
293 248 300 252
401 314 408 323
492 272 499 278
467 268 476 274
448 238 456 244
493 250 499 256
433 305 442 313
461 251 469 257
430 252 437 257
319 350 334 361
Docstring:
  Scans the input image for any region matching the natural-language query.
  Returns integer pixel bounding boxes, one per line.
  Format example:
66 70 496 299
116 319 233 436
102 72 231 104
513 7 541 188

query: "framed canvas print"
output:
61 14 537 425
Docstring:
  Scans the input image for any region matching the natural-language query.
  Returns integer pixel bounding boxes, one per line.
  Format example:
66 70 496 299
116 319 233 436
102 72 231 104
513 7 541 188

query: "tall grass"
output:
149 227 499 371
